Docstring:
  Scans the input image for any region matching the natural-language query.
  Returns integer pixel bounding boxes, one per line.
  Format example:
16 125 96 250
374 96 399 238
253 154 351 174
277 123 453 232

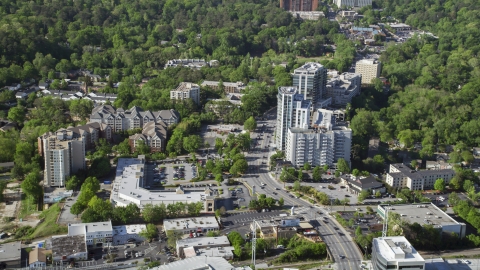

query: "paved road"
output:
242 108 363 270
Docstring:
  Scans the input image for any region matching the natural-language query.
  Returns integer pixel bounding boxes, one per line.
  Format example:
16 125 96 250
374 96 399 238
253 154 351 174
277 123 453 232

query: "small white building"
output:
164 216 220 234
372 236 425 270
176 236 230 258
112 224 146 245
68 221 113 248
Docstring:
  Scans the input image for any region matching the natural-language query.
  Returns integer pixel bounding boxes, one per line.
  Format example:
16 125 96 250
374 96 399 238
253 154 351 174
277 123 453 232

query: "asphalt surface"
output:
242 107 363 270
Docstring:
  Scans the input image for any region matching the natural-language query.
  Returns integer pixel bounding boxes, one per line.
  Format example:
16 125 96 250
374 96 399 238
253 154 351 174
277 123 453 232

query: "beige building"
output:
355 59 381 84
38 131 86 187
129 121 167 153
385 163 455 190
325 72 362 106
201 81 246 93
170 82 200 105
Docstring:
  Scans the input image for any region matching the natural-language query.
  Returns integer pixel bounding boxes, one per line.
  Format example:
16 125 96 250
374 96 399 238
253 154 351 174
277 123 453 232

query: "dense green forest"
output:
350 0 480 167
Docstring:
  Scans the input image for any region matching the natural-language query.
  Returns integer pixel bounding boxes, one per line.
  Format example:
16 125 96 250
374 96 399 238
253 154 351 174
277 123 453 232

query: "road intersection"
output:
241 108 363 270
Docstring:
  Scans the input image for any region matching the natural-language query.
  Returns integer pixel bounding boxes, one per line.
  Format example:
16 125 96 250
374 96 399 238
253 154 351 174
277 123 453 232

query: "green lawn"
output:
18 196 39 219
29 203 67 239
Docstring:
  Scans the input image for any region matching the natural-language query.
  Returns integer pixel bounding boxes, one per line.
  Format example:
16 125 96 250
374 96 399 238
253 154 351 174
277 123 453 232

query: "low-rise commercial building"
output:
152 256 236 270
111 156 215 212
176 236 230 258
250 218 302 239
377 203 466 238
0 241 21 269
386 163 455 190
340 175 385 195
68 221 113 248
372 236 424 270
112 224 146 245
164 216 220 234
195 246 235 260
51 235 87 262
170 82 200 105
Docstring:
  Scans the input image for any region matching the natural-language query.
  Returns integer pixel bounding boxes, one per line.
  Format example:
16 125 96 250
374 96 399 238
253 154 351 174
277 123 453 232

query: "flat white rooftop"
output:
164 217 219 231
68 221 113 236
152 255 234 270
373 236 424 263
177 236 230 248
378 203 460 227
112 224 146 236
112 157 212 208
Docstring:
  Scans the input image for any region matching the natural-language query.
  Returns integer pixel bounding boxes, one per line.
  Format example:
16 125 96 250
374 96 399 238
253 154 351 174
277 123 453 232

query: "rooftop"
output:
68 221 113 236
152 256 234 270
51 235 87 257
378 203 462 227
357 59 380 65
112 157 213 208
173 82 200 92
293 62 325 74
0 241 21 262
196 246 235 258
389 163 455 179
341 175 384 190
164 217 219 231
29 248 47 263
278 86 299 95
176 236 230 248
113 224 146 236
373 236 424 262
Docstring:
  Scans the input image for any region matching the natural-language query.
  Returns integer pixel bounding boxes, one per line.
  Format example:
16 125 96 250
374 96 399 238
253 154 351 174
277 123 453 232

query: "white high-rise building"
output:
355 59 381 84
292 62 327 107
372 236 425 270
275 87 311 151
38 130 86 187
285 109 351 167
170 82 200 105
335 0 372 8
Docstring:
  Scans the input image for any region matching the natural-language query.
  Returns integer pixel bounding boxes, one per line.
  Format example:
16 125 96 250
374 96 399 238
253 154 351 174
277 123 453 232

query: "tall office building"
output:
280 0 319 11
38 130 86 187
372 236 425 270
335 0 372 8
285 109 351 167
355 59 381 84
292 63 327 107
275 87 311 151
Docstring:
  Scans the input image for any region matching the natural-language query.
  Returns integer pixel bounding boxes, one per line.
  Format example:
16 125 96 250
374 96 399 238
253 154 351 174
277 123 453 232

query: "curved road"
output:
243 109 363 270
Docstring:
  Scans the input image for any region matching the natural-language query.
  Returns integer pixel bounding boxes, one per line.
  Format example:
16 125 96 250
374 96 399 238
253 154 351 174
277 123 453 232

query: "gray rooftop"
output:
164 217 219 231
293 62 325 74
378 203 461 227
152 256 234 270
51 235 87 257
0 241 21 262
176 236 230 248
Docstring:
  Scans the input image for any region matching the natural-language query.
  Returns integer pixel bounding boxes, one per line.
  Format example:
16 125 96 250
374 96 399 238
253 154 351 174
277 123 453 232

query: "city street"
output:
240 107 363 270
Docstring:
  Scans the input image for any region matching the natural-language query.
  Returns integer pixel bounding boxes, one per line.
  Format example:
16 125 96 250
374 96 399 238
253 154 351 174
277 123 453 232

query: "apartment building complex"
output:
325 73 362 106
170 82 200 105
201 81 246 93
285 109 352 168
275 87 311 151
280 0 319 11
90 105 180 132
335 0 372 8
129 121 168 153
385 163 455 190
292 62 328 107
38 131 86 187
372 236 425 270
355 59 381 84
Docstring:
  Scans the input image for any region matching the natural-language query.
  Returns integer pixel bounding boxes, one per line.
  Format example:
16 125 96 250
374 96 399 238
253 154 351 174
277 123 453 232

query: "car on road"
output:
275 187 280 190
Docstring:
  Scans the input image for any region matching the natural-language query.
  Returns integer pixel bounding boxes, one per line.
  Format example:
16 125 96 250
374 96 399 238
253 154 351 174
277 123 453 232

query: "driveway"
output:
57 192 81 225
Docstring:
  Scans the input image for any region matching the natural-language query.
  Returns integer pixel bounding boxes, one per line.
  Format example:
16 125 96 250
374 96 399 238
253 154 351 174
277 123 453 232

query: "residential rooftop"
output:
278 86 299 95
373 236 424 263
378 203 461 227
174 82 199 92
164 217 219 231
0 241 21 262
293 62 325 74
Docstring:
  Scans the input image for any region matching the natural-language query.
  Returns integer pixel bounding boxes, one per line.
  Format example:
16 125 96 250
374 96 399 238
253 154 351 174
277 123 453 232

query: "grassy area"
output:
29 203 67 239
297 261 331 270
18 195 39 219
